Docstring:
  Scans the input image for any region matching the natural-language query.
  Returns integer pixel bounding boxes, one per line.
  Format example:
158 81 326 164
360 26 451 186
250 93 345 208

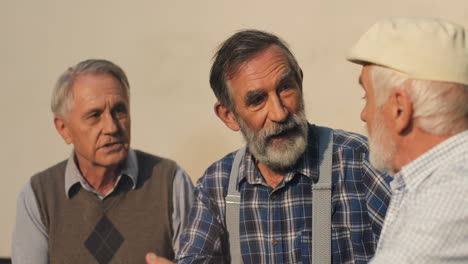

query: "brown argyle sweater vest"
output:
30 150 176 264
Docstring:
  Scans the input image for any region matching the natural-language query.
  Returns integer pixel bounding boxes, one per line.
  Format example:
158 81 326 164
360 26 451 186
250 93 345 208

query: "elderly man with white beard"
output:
146 29 392 264
347 17 468 263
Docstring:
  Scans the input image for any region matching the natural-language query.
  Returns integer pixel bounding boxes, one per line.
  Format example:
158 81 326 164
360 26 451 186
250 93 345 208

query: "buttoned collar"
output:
64 148 139 198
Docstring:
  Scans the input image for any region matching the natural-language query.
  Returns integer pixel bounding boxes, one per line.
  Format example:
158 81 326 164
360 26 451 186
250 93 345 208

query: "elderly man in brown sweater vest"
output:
12 59 194 264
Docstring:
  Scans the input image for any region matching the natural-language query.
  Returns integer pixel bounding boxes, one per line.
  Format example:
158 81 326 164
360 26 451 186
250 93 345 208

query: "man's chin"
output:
96 149 129 168
259 140 307 171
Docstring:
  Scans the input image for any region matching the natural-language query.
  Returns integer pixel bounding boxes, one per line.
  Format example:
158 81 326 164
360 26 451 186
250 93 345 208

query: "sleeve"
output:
175 184 228 263
370 168 468 264
362 154 392 240
12 180 48 264
171 166 195 255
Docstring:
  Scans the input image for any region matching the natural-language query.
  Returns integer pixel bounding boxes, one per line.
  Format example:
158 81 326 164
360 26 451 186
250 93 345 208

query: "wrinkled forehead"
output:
357 65 376 94
230 47 293 86
71 72 130 100
229 49 292 87
227 45 291 77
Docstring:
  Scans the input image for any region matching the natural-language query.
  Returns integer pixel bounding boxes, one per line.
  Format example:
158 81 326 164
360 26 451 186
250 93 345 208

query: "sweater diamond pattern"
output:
85 215 124 264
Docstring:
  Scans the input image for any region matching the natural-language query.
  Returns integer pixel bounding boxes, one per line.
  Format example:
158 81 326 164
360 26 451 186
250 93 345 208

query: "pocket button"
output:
272 239 278 246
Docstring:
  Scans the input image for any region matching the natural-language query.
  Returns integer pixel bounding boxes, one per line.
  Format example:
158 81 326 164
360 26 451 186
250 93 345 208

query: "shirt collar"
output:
237 124 319 187
64 148 139 198
395 130 468 192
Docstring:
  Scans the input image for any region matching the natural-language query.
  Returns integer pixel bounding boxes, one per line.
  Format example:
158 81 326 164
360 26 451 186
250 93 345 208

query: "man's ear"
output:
389 89 413 134
214 101 240 131
54 116 73 144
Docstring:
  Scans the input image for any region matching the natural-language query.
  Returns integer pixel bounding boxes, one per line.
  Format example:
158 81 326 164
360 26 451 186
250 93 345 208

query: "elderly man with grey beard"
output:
347 17 468 263
146 30 391 264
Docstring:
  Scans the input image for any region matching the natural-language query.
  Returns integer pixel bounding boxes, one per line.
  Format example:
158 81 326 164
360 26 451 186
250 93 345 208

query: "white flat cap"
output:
347 17 468 86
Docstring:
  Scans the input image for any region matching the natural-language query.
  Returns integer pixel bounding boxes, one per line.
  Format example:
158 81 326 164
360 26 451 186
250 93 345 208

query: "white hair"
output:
370 65 468 135
51 59 130 120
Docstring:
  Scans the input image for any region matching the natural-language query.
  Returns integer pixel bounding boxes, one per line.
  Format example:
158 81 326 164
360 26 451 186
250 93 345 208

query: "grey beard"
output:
237 112 309 172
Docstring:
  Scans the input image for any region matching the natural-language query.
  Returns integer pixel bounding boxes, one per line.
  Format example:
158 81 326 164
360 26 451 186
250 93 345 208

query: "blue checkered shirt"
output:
177 125 392 263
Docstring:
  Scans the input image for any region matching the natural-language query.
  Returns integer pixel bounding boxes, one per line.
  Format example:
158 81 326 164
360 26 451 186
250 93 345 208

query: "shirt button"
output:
270 195 276 201
272 239 278 246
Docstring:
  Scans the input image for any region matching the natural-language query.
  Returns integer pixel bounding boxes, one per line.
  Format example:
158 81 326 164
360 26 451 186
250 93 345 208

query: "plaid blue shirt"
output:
177 125 392 264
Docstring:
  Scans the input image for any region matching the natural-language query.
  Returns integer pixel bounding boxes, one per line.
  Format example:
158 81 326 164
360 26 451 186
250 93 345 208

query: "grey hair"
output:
370 65 468 135
210 29 302 112
51 59 130 119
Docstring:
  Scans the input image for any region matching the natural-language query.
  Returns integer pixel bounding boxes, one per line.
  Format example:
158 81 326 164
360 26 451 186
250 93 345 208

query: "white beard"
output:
367 112 397 175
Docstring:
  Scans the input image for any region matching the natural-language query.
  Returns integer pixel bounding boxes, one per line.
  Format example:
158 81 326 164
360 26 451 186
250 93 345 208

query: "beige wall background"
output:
1 0 467 257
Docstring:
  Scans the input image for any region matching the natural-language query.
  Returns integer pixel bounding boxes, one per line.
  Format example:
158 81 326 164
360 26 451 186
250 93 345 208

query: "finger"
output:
145 252 175 264
145 253 157 263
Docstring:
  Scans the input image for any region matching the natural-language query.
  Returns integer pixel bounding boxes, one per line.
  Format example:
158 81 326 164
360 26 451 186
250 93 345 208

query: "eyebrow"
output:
112 101 127 109
245 89 265 105
278 69 293 84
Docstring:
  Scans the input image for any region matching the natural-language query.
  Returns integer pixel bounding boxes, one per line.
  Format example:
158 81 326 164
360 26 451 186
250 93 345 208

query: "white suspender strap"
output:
226 147 246 264
312 126 333 264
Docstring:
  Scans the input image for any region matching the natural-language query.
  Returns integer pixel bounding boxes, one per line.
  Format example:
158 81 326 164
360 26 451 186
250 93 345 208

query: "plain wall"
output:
1 0 467 257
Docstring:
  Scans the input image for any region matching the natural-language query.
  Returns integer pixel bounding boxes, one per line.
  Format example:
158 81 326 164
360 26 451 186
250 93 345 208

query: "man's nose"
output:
102 111 119 134
360 107 367 122
268 95 289 123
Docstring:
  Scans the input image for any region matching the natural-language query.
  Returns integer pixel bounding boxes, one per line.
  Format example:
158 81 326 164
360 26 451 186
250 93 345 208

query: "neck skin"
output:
257 162 286 189
392 126 451 173
75 156 121 196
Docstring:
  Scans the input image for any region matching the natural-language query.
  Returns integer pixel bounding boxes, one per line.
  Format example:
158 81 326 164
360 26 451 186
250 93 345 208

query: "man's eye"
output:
279 82 297 94
248 95 265 106
113 105 128 118
89 112 100 119
280 83 291 92
114 106 126 114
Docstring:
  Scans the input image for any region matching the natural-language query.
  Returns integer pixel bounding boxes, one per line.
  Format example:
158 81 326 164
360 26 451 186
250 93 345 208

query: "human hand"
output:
145 253 175 264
